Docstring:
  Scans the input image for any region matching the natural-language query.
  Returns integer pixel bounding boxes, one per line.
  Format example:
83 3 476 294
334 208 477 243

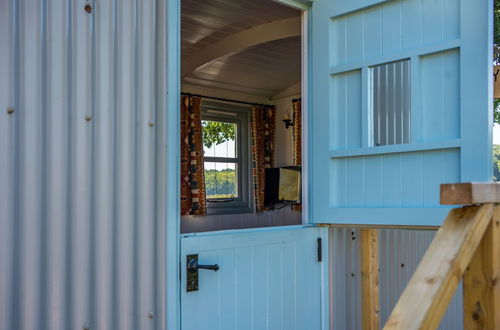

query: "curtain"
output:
180 95 207 215
251 106 276 212
292 99 302 211
292 99 302 166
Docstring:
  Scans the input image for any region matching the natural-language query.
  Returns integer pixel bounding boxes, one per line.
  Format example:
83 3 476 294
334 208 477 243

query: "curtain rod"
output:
181 92 275 108
292 97 301 102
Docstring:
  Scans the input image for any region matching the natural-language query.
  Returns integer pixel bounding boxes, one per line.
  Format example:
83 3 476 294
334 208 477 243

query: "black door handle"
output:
187 258 219 272
186 254 219 292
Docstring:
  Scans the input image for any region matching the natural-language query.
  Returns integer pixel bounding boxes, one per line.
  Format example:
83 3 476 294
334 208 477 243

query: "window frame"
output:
201 101 253 215
370 58 412 147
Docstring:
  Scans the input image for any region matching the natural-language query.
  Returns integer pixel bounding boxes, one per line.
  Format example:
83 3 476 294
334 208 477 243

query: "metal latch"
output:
186 254 219 292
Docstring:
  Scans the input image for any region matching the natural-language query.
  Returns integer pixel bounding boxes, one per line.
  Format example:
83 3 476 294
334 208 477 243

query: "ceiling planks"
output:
182 0 302 99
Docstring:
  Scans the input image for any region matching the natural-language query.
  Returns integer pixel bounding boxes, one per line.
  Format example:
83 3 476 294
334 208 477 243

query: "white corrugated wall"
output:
329 228 464 330
0 0 175 329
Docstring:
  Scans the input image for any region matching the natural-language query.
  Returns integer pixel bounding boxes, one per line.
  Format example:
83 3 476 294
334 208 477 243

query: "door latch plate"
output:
186 254 198 292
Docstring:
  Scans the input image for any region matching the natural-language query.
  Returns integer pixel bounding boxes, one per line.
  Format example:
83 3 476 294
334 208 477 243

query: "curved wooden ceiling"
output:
181 0 302 98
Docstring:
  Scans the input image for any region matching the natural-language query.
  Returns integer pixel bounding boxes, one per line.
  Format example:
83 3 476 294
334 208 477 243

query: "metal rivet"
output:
350 272 355 277
400 263 405 268
148 121 155 127
83 324 90 330
85 115 92 122
84 4 92 13
7 107 14 115
147 312 154 319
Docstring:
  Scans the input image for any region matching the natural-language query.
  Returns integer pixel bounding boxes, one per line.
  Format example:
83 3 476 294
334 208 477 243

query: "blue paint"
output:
310 0 492 226
180 227 324 330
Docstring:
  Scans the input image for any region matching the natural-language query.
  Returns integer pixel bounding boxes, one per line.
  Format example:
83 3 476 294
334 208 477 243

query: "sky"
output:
495 124 500 145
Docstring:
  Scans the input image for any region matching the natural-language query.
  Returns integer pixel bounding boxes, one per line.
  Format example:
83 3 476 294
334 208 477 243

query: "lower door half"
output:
180 225 325 330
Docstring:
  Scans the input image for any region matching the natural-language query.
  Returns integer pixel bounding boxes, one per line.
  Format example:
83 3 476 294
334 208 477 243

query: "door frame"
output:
166 0 181 329
168 1 318 329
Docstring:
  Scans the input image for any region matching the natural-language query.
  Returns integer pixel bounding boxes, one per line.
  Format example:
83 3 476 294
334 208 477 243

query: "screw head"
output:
147 312 154 319
7 107 14 115
84 4 92 13
85 115 92 122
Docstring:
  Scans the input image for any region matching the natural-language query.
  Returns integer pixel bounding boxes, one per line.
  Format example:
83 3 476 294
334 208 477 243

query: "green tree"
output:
202 121 236 149
493 145 500 181
204 168 237 198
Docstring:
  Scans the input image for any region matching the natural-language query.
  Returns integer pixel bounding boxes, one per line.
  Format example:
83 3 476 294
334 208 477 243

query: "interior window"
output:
372 59 411 146
203 121 239 199
201 103 252 214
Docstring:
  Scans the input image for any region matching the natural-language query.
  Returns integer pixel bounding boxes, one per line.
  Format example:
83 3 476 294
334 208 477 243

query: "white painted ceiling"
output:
181 0 302 99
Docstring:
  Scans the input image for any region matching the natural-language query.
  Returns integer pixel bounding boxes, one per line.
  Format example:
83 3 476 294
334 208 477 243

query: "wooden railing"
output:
361 183 500 330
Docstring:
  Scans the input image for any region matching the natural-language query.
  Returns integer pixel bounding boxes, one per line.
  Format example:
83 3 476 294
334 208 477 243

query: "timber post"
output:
380 183 500 330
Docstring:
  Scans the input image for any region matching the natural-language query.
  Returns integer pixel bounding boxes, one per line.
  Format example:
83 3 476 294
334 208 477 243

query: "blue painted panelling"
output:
311 0 491 225
363 6 383 59
181 227 323 330
330 0 460 70
331 149 460 208
421 49 460 141
331 71 362 150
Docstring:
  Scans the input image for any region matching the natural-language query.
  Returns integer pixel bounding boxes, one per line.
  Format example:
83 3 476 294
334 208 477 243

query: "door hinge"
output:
317 237 322 262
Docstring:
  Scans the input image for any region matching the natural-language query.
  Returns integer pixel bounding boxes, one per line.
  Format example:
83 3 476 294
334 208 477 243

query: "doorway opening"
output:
180 0 306 233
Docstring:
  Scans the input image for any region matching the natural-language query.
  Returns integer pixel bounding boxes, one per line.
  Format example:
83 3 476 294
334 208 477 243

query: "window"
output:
201 102 252 214
372 59 411 146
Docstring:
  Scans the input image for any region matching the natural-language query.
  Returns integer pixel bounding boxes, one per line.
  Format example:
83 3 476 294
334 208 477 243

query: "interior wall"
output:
273 93 300 167
180 86 301 233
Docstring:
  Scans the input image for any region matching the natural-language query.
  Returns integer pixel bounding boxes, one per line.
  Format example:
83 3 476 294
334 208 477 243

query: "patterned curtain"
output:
292 98 302 211
180 95 206 215
292 98 302 166
251 106 276 212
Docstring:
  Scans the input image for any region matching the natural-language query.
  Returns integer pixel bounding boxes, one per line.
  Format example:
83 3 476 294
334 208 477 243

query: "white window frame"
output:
201 101 253 215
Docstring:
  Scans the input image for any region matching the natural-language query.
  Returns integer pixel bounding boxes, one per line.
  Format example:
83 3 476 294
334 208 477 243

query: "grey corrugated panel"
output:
0 0 169 329
329 228 464 330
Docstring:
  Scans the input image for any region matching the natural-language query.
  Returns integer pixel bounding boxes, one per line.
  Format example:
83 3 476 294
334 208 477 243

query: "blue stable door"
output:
309 0 493 226
180 226 326 330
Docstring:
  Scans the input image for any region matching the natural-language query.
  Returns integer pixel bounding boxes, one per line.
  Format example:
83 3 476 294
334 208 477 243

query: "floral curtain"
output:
180 95 206 215
251 106 276 212
292 98 302 166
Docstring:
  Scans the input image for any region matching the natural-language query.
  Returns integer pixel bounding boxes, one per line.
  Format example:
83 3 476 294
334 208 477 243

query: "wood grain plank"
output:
463 206 500 329
383 204 494 330
441 183 500 205
361 229 380 330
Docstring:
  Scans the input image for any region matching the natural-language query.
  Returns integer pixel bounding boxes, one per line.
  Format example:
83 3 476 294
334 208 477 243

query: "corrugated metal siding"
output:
0 0 170 329
329 228 463 330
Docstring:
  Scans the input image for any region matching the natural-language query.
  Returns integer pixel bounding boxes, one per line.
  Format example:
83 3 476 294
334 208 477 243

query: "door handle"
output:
186 254 219 292
188 258 219 272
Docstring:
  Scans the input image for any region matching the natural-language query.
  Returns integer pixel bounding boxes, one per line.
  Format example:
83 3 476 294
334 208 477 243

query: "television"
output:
264 166 301 207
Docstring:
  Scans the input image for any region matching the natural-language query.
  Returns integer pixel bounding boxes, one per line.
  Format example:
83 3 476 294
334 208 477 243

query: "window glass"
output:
200 103 252 214
372 59 411 146
202 120 237 158
204 162 238 199
202 119 238 200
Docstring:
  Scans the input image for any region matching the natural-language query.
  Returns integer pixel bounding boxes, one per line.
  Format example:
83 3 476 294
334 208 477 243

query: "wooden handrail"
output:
379 183 500 330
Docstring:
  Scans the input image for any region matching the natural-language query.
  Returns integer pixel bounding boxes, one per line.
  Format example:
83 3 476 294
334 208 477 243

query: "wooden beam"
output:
182 17 301 77
441 183 500 205
361 229 380 330
383 204 494 330
463 205 500 329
